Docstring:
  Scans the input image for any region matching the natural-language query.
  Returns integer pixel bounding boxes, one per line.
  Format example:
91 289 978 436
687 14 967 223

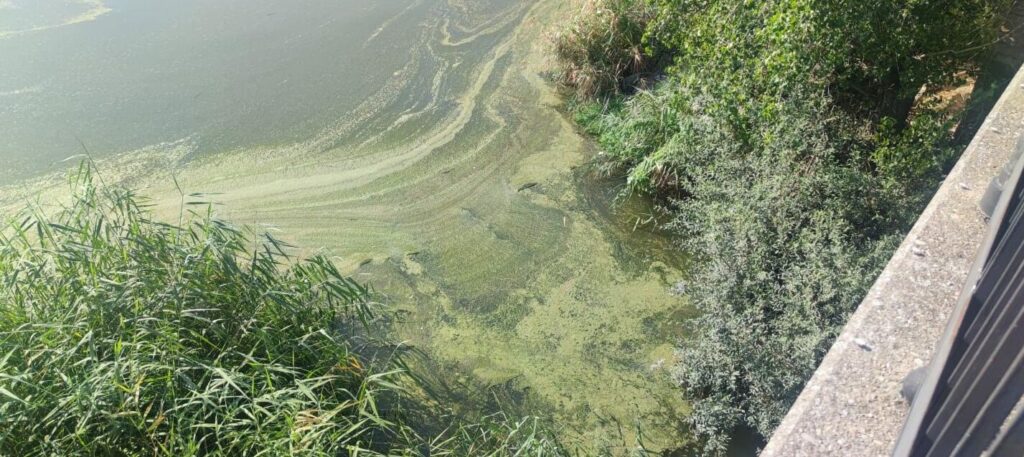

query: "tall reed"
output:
0 164 563 456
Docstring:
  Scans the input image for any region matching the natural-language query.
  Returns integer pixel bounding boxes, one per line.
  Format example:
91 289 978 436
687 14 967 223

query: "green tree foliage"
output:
553 0 1013 453
650 0 1008 127
0 167 564 456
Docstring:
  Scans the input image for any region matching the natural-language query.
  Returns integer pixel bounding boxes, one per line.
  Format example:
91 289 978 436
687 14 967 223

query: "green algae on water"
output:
0 0 694 453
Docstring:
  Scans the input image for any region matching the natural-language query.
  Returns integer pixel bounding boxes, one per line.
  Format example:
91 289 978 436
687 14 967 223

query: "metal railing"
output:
892 137 1024 457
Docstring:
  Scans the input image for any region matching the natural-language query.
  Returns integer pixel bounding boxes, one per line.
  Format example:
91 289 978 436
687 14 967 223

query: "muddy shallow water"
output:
1 0 693 452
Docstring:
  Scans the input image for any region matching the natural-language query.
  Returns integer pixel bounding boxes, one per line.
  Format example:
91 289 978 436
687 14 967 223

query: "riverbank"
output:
548 0 1017 453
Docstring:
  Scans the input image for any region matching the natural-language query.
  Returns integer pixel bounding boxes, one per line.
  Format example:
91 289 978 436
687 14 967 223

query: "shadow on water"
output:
573 162 689 276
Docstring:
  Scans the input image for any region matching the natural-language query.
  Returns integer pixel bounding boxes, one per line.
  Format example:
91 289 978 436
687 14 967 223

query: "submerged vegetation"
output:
552 0 1015 453
0 166 564 456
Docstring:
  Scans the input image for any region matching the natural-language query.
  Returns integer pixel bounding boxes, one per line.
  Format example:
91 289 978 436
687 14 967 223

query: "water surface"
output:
0 1 692 452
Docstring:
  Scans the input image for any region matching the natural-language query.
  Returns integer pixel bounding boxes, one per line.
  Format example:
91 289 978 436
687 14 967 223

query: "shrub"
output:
552 0 1013 453
664 94 908 454
650 0 1011 123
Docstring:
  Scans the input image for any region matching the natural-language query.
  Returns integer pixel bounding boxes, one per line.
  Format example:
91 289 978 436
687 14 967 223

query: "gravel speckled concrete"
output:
762 65 1024 457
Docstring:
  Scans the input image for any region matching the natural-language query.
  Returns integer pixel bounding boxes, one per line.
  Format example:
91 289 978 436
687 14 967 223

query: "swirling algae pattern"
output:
0 0 111 39
0 0 692 452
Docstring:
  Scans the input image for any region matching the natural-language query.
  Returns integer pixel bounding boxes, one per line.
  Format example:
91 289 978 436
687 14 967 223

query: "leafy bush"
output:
552 0 1013 453
663 94 912 454
650 0 1009 121
0 167 564 457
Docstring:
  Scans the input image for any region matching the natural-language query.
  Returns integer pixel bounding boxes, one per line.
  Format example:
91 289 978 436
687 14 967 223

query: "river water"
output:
0 0 692 452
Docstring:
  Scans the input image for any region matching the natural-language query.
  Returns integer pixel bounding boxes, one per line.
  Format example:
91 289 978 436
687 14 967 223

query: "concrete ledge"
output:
762 65 1024 457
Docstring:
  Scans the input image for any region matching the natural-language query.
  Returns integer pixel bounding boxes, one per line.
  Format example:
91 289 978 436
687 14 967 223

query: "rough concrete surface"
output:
761 65 1024 457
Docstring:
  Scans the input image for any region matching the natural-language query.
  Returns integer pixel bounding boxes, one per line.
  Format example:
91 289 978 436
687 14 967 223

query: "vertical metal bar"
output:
988 406 1024 456
892 147 1024 457
991 179 1024 252
924 286 1024 457
966 196 1024 342
945 209 1024 397
953 344 1024 456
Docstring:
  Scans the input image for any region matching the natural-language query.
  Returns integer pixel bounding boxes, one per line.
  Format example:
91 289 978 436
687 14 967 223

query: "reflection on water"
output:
0 0 694 453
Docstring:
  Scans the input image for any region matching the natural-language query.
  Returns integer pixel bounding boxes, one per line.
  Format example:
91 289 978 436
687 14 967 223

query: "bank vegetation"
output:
551 0 1017 453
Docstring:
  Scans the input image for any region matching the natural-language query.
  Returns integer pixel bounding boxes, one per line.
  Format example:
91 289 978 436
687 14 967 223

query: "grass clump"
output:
549 0 668 99
0 166 564 456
